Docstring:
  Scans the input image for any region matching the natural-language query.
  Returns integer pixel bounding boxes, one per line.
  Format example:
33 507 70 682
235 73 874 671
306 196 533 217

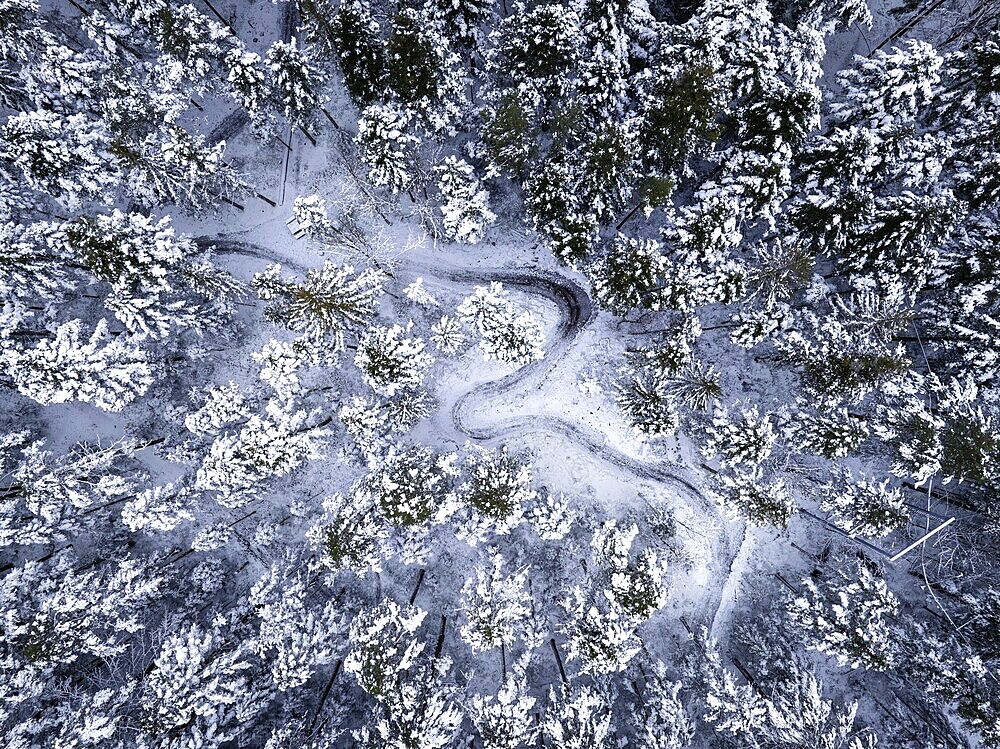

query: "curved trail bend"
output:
203 235 739 631
203 236 708 508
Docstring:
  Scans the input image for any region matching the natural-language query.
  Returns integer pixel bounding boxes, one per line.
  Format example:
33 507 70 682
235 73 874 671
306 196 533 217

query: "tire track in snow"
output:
203 238 707 505
201 237 738 626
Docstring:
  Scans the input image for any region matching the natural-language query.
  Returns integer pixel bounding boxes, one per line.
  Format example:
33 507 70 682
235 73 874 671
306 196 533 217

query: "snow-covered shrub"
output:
529 491 577 541
430 315 466 353
404 277 439 307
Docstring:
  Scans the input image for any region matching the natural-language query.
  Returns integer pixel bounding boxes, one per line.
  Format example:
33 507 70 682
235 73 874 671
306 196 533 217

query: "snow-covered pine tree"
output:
470 668 538 749
330 0 387 108
529 490 577 541
776 307 911 405
1 436 139 547
459 551 532 652
589 235 668 316
486 1 581 107
3 318 153 411
791 408 869 459
123 1 234 94
357 662 464 749
253 338 306 401
141 621 263 742
562 586 642 675
906 589 1000 748
631 661 695 749
591 520 670 619
253 261 383 353
523 157 602 267
0 109 115 208
307 490 389 575
705 642 875 749
291 193 336 242
265 39 320 127
832 40 942 128
457 282 546 366
356 103 420 192
637 33 722 191
361 443 456 526
702 638 767 740
385 6 464 129
458 445 537 535
787 560 900 670
195 398 328 505
820 469 909 538
343 599 427 699
616 369 681 440
116 123 249 211
701 403 778 468
120 482 195 533
185 381 249 436
355 322 435 397
572 0 630 121
225 46 268 115
435 156 496 244
59 210 183 295
430 314 467 353
707 471 797 527
543 684 616 749
250 568 342 690
4 551 162 667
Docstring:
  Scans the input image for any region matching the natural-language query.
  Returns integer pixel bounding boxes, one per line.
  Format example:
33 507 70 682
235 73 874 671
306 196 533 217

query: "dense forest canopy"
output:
1 0 999 747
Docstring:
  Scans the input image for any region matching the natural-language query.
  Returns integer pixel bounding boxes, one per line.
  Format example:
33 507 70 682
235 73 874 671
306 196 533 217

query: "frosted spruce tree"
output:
435 156 497 244
254 261 383 353
459 551 533 653
457 282 546 367
3 319 153 411
787 560 900 671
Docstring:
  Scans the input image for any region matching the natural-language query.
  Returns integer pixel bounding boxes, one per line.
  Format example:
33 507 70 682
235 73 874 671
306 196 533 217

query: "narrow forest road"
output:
203 236 709 509
201 235 739 632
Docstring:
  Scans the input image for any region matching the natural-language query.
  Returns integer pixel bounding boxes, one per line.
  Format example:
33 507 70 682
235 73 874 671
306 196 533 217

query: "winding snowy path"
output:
203 238 708 506
202 236 740 630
